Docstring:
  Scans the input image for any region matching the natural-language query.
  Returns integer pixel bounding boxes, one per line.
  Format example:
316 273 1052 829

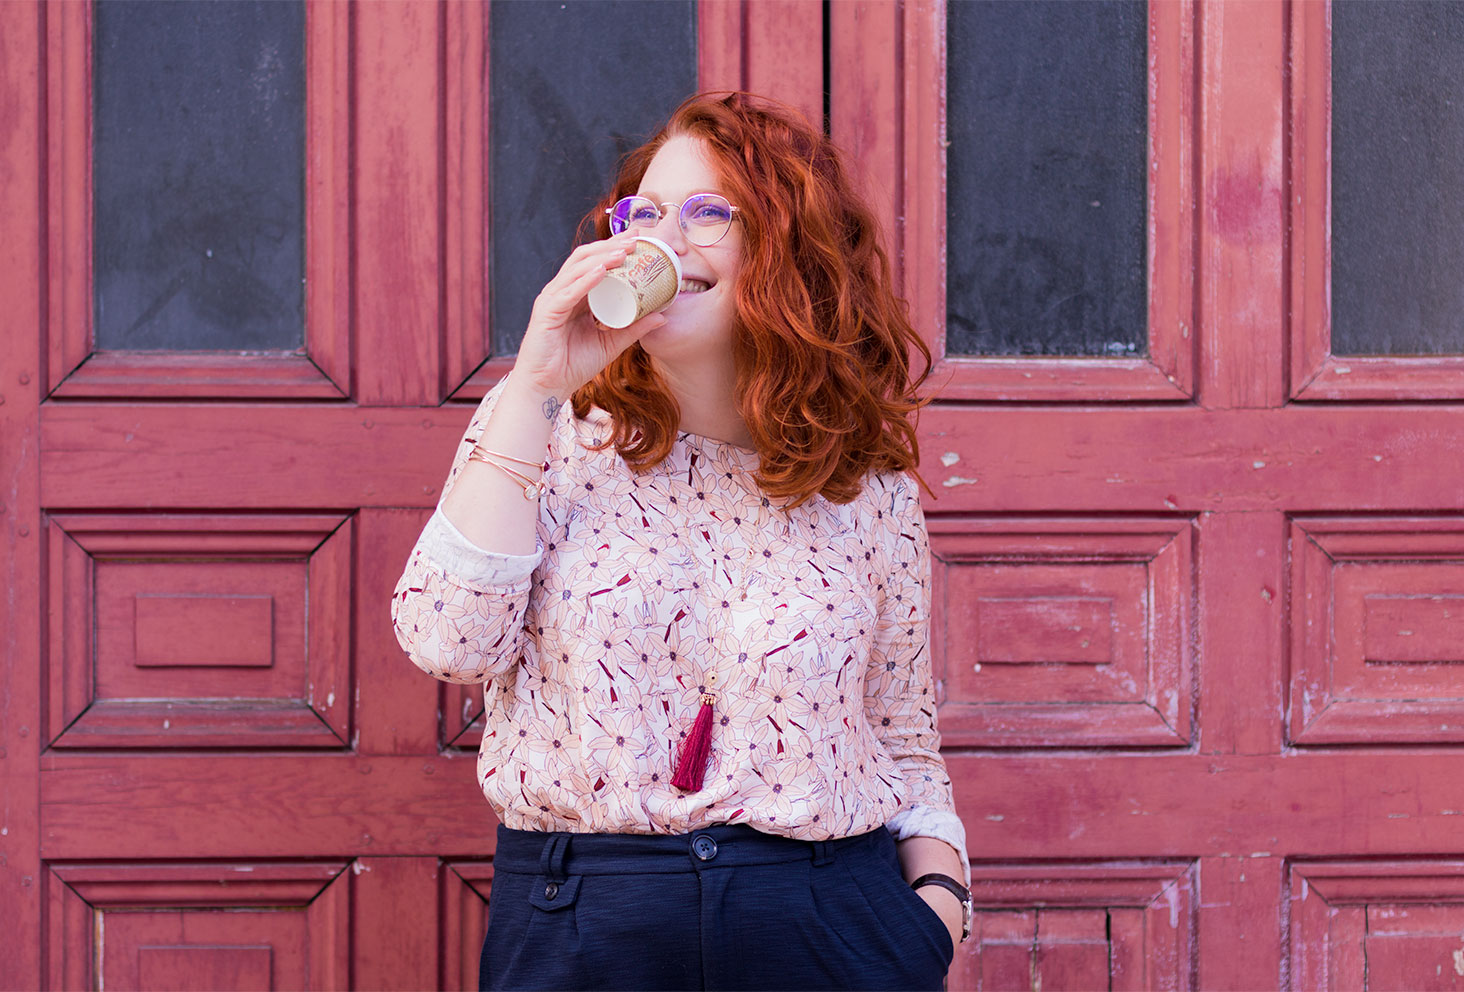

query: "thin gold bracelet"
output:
470 442 544 471
468 450 546 500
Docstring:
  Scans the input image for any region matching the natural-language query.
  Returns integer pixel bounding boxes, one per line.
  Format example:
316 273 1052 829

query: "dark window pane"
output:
946 0 1147 357
490 0 697 356
1332 1 1464 356
94 0 305 352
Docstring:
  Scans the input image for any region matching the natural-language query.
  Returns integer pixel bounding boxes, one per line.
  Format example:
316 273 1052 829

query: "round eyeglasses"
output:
606 193 740 247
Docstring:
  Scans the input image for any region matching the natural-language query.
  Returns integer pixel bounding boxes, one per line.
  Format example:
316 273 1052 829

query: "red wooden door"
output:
0 1 828 989
832 0 1464 989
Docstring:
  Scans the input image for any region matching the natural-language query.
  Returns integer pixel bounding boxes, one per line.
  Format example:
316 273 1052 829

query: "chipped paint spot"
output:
986 814 1004 822
942 476 979 488
326 691 336 707
1163 497 1178 509
163 720 170 730
353 861 371 875
1453 949 1464 976
1260 587 1273 603
1252 461 1266 469
1250 852 1271 858
1373 454 1383 461
1164 883 1180 929
972 663 981 673
940 452 960 467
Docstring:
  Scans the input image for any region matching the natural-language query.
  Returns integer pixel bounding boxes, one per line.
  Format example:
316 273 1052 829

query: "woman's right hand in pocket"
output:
512 232 668 398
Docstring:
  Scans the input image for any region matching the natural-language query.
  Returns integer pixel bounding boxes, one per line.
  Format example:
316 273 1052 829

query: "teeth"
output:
678 279 710 293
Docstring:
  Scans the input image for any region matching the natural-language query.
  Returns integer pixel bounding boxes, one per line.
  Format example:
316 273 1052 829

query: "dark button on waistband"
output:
692 834 718 861
544 881 559 900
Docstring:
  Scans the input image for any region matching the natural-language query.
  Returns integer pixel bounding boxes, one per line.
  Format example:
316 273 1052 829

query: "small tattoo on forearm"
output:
542 396 562 421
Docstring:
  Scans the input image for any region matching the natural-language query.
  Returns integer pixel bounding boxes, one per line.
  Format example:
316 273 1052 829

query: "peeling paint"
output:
1454 949 1464 977
942 475 979 488
1252 461 1266 469
353 861 371 875
985 814 1004 822
326 691 336 707
940 452 960 467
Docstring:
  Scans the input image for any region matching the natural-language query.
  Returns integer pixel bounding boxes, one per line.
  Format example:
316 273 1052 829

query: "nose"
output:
653 205 690 255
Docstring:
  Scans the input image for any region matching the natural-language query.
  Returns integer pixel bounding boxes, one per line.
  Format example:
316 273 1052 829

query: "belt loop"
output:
538 833 571 882
811 839 834 866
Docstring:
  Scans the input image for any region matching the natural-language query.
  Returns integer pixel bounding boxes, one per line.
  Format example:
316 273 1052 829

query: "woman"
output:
393 92 970 991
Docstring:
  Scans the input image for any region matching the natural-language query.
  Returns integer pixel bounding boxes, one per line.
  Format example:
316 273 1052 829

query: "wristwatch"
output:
910 872 972 944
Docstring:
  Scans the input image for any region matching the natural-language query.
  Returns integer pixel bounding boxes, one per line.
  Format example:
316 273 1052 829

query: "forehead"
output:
635 134 724 197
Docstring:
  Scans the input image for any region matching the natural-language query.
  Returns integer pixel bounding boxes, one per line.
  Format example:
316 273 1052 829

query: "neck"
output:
651 354 754 449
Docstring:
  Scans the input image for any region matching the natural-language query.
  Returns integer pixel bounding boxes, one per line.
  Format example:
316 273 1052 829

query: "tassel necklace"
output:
671 668 719 790
671 539 760 791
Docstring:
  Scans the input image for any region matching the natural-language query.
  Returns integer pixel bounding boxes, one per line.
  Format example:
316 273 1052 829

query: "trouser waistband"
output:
493 822 890 878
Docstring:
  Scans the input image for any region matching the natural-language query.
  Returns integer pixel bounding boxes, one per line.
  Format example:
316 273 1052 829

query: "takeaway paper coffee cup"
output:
587 236 683 329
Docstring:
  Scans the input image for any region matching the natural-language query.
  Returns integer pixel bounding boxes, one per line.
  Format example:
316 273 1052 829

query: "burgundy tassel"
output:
673 672 719 791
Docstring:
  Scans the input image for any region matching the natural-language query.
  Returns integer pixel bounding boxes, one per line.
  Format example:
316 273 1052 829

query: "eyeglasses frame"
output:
604 193 741 247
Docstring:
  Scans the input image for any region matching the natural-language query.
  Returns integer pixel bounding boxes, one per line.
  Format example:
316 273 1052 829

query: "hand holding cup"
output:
513 232 671 399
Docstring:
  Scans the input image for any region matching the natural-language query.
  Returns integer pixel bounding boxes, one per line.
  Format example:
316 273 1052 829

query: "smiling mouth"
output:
678 279 712 294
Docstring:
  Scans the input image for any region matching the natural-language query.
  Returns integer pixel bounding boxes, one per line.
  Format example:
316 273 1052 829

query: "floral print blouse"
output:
392 377 969 884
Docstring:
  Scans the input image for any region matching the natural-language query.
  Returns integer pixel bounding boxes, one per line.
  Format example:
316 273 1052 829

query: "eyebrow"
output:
633 189 726 202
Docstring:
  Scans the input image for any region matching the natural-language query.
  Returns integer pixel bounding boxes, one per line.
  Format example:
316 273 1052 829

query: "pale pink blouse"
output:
392 377 969 884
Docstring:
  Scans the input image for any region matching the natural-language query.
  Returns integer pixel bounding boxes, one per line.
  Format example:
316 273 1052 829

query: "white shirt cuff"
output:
416 506 542 588
886 805 971 889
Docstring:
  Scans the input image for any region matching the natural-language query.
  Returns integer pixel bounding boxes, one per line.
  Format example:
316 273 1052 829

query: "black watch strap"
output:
910 872 972 943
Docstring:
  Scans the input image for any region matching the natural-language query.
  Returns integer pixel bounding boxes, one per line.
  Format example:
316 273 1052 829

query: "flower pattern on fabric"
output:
392 376 966 877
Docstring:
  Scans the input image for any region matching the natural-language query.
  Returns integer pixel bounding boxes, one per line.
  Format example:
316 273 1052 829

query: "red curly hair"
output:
571 92 931 507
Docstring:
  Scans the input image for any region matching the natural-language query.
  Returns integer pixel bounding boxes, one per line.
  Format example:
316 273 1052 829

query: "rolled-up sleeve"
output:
864 472 970 887
391 378 545 684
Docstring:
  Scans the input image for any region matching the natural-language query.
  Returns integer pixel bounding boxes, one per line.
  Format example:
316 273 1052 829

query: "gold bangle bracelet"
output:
468 450 546 500
469 442 544 471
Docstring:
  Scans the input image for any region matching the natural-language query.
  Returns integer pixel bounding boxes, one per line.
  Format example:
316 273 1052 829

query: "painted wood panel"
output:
7 0 1464 987
829 0 1464 987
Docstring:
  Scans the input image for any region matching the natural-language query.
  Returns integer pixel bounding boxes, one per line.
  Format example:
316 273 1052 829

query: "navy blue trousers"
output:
479 822 954 991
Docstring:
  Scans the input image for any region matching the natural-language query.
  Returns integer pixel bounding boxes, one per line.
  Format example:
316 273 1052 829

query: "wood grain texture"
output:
886 0 1198 402
356 508 439 755
44 2 352 401
443 1 489 400
0 2 44 984
441 861 493 992
829 0 902 291
36 402 1464 512
742 0 823 129
354 1 442 406
1198 0 1285 408
41 754 491 860
1196 512 1287 755
1197 856 1284 991
353 857 441 991
1288 0 1464 402
47 861 350 992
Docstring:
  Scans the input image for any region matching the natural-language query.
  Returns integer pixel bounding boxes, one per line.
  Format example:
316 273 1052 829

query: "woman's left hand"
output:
916 886 964 953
